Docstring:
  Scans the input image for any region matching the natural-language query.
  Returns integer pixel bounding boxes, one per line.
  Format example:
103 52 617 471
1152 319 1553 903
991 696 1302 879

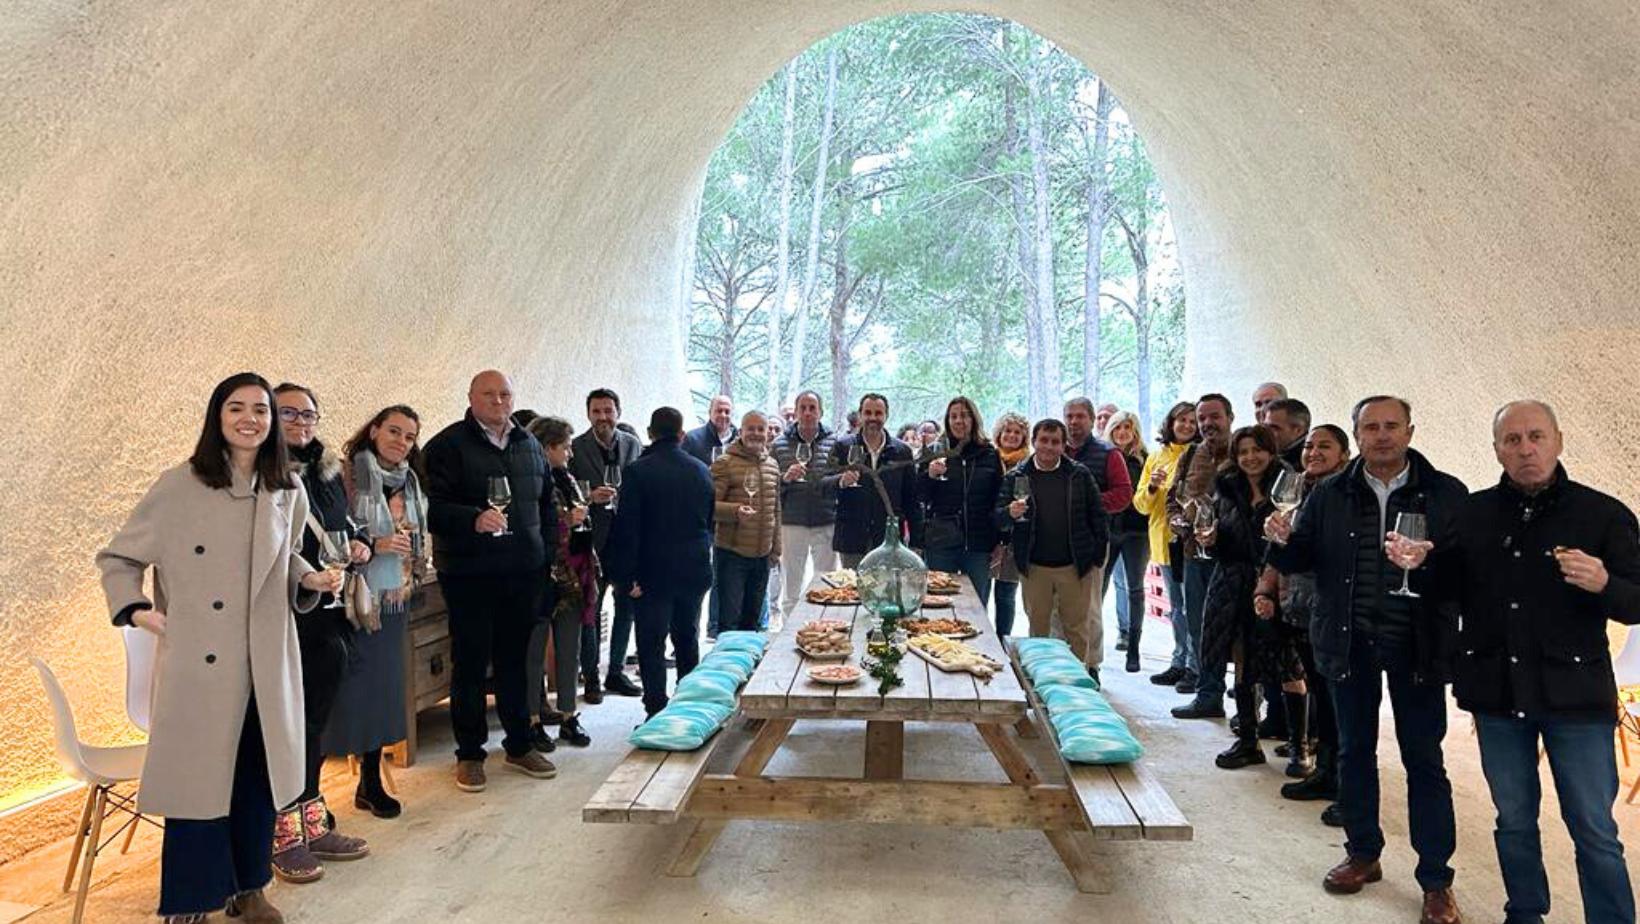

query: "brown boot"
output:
1420 888 1461 924
224 888 285 923
1322 854 1383 894
269 806 322 883
301 797 369 861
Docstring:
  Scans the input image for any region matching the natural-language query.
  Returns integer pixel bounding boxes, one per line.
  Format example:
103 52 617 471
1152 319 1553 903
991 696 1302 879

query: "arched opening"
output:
687 13 1186 435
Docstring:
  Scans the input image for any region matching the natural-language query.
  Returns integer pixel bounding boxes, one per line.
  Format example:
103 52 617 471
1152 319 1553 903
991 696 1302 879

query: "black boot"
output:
1282 691 1311 778
1124 625 1142 673
1215 685 1266 769
582 674 604 705
605 671 643 697
1257 681 1288 740
353 749 401 819
1281 739 1337 801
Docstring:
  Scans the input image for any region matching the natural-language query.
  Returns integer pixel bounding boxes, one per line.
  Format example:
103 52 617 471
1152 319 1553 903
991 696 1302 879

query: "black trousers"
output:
634 589 704 716
294 613 349 802
442 569 542 761
159 699 275 916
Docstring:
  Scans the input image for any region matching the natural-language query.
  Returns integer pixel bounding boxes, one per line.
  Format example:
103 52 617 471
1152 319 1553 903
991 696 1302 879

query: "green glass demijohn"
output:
856 515 928 629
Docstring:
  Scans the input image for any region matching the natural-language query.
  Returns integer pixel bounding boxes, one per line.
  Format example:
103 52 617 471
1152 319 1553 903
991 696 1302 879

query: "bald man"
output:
1435 401 1638 924
423 370 560 792
1252 382 1287 425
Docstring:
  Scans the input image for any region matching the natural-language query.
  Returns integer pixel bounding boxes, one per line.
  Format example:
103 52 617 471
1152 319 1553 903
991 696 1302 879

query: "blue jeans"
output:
714 548 771 633
1160 563 1190 670
1474 713 1635 924
634 589 704 716
1331 638 1455 891
993 580 1019 638
1101 532 1149 637
925 547 994 607
1184 558 1218 694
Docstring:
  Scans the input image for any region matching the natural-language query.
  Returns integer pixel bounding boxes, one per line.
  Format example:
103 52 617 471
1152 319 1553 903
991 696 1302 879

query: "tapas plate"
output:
807 664 864 685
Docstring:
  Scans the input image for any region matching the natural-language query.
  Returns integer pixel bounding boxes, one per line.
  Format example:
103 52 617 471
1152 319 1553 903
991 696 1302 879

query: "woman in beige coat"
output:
709 411 782 633
98 373 340 924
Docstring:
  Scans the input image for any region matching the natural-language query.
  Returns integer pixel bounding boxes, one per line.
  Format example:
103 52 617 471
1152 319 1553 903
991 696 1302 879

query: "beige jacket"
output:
710 441 782 558
97 463 316 819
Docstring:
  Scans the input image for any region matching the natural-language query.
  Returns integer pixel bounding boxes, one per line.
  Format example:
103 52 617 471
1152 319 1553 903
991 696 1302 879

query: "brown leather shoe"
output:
455 759 487 793
1420 888 1461 924
1322 855 1383 894
224 888 284 923
504 749 558 779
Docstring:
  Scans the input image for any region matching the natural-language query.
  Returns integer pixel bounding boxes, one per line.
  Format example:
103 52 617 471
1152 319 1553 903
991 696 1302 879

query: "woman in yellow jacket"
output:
1132 401 1198 690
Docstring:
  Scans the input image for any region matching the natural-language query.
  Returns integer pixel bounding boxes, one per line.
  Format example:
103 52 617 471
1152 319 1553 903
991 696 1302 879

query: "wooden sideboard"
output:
401 578 452 766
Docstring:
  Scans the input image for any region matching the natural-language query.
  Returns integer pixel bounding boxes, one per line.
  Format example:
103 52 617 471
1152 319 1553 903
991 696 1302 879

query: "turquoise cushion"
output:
1039 683 1114 714
711 632 768 655
1019 650 1084 676
699 648 758 682
1023 660 1098 690
628 701 734 751
1013 638 1075 664
669 668 742 708
1057 721 1144 765
1050 708 1131 737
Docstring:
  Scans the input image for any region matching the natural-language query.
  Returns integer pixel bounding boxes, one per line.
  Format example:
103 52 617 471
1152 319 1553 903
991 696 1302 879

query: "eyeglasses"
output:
278 408 321 424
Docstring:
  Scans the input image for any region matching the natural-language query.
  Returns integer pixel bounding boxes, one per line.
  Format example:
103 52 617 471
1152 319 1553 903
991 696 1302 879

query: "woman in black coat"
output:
919 396 1002 605
1197 425 1292 770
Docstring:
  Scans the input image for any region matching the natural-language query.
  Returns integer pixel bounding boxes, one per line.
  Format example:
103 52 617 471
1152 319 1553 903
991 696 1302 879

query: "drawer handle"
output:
430 654 445 677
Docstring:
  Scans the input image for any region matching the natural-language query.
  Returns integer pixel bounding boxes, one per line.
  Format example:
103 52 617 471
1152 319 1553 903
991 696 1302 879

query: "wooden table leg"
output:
668 718 794 877
978 723 1110 894
1014 715 1040 739
864 721 904 780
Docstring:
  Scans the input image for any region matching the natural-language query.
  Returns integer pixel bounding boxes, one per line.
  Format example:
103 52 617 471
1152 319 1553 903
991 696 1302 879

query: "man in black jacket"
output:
1266 395 1467 924
997 419 1109 678
568 388 644 700
602 407 715 718
824 393 922 567
423 371 559 793
770 390 839 615
1421 401 1636 924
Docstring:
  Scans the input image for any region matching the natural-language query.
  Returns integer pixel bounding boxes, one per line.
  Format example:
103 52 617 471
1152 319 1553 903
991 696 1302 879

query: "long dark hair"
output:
943 396 990 448
1156 401 1198 446
1219 425 1281 478
342 405 425 474
190 372 295 491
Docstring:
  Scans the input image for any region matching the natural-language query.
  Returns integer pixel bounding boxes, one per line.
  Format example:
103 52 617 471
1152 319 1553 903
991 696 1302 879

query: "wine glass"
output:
795 441 812 467
927 439 949 481
846 444 866 488
603 464 622 513
319 530 352 608
1192 501 1218 560
710 445 725 464
1388 512 1428 598
743 470 760 504
1270 469 1304 522
1011 474 1031 518
572 478 594 533
487 475 512 536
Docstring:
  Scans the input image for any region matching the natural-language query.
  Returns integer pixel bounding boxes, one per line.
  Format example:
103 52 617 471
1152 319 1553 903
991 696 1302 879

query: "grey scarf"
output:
351 449 427 618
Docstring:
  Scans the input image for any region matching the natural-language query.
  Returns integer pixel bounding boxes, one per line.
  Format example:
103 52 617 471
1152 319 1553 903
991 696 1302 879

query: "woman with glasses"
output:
266 383 371 883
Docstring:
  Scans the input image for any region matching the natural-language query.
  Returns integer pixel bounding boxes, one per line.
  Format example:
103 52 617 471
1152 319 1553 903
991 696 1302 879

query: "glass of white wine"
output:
1192 502 1218 560
572 478 593 533
846 444 866 488
744 469 760 505
1388 512 1428 598
1270 469 1303 522
487 475 512 536
320 530 352 609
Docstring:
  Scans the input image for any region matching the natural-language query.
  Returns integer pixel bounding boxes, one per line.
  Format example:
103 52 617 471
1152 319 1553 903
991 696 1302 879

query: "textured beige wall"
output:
2 0 1636 859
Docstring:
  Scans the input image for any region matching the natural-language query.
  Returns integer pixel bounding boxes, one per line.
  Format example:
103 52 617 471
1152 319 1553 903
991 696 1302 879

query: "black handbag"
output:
924 512 964 551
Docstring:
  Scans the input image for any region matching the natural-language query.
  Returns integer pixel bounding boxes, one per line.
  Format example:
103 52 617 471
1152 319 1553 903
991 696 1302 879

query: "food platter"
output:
806 663 864 685
919 595 955 609
926 570 962 594
899 616 979 639
819 569 858 589
907 633 1003 679
795 619 853 660
806 585 860 606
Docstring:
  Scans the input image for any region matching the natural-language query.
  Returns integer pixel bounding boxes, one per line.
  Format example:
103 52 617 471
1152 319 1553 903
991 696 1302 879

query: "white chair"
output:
1613 628 1640 803
120 626 157 734
32 657 155 924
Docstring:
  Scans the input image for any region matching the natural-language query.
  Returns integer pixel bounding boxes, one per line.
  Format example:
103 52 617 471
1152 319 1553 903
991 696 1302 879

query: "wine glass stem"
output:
1399 567 1412 593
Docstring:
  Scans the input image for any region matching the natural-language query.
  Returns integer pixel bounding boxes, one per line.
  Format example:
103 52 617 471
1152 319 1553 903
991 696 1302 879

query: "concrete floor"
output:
5 622 1638 924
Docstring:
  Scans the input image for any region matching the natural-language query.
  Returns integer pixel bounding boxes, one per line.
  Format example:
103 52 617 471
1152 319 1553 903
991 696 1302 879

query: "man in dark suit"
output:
602 407 716 718
682 394 738 466
568 387 644 700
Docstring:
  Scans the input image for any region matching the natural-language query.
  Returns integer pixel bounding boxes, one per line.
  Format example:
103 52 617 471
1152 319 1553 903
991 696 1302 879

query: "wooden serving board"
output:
908 642 1002 679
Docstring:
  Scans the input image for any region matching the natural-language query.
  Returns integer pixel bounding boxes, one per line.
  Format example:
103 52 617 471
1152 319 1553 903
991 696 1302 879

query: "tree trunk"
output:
766 62 797 412
788 46 838 400
1001 30 1046 419
1082 80 1113 401
1025 38 1059 419
828 207 853 431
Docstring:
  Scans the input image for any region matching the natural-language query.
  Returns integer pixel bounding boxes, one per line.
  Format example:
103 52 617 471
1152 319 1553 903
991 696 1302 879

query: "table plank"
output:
953 584 1029 716
629 738 723 824
739 600 812 713
1108 762 1194 841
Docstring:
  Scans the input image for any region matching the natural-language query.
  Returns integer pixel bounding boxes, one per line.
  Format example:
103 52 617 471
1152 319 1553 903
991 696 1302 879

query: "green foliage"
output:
688 13 1184 432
